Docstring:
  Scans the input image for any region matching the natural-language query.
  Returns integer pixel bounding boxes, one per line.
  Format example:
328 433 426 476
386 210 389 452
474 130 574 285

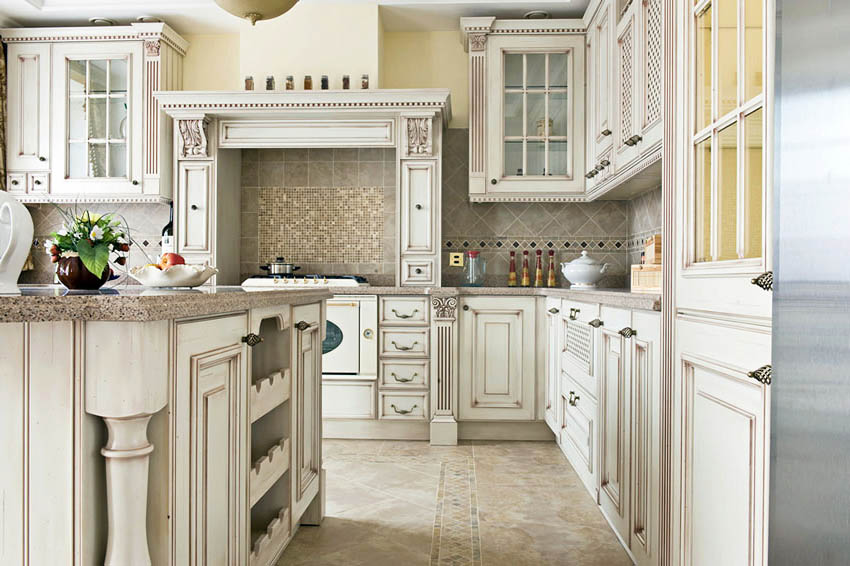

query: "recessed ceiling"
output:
0 0 591 34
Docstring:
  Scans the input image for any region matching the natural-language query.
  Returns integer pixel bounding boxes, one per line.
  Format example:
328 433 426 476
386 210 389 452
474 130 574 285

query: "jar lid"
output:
566 250 601 266
467 251 480 257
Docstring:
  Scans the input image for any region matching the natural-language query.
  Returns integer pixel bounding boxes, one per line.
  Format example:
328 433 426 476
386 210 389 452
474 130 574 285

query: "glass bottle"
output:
321 75 329 90
521 251 531 287
547 250 557 287
244 75 254 91
161 202 174 255
285 75 294 90
361 74 369 89
534 249 544 287
304 75 313 90
463 251 486 286
342 75 350 90
265 75 275 90
508 251 517 287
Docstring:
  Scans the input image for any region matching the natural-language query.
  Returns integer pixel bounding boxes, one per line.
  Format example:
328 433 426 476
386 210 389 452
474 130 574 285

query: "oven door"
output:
323 300 360 375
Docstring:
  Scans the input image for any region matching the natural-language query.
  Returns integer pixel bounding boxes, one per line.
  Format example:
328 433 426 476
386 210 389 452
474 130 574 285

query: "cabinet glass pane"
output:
550 92 568 138
744 0 763 100
109 143 127 178
69 143 87 178
549 141 568 176
527 142 545 176
717 123 738 261
743 108 763 258
69 99 87 141
109 99 128 140
505 141 523 176
504 92 524 137
695 6 712 131
109 59 128 93
694 138 712 263
527 54 546 90
89 98 107 140
89 60 108 94
549 52 568 88
89 144 107 177
717 0 738 116
69 60 87 94
505 54 523 89
526 93 546 137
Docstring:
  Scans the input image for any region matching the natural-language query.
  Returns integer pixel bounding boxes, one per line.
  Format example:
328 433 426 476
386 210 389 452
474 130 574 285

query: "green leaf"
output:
77 240 110 278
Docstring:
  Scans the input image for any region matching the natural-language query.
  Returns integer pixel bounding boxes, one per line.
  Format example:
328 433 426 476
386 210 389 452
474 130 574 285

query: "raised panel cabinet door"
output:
615 7 641 169
592 0 615 161
400 160 436 255
544 298 561 433
177 161 213 254
6 43 51 172
291 302 323 522
458 297 536 421
638 0 663 151
598 307 632 542
630 311 661 566
175 314 249 566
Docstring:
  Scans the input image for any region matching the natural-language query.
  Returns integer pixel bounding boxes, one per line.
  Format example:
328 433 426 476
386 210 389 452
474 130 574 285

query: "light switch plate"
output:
449 252 464 267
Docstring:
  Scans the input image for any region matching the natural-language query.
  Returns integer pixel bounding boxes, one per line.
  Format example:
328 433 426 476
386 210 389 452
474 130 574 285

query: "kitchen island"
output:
0 286 328 566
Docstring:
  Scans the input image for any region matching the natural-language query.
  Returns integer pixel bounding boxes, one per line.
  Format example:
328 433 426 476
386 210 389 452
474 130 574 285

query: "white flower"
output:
117 234 128 244
57 224 68 236
90 225 104 241
43 239 54 254
74 231 83 239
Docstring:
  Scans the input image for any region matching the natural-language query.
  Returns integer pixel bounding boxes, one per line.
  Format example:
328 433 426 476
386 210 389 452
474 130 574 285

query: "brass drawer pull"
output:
751 271 773 291
392 308 419 319
589 319 603 328
619 327 636 338
747 365 772 385
294 321 311 332
601 129 612 136
391 403 418 415
568 391 580 406
391 372 418 383
242 333 263 347
548 307 560 314
392 340 419 351
569 308 580 321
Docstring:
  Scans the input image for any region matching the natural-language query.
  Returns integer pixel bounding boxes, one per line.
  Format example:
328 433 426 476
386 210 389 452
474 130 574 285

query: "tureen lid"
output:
565 251 602 266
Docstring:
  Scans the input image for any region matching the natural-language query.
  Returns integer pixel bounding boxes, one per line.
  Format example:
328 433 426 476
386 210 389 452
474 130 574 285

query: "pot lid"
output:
564 250 602 266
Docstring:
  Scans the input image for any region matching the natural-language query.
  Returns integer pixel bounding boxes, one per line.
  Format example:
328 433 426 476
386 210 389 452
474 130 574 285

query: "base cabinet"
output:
459 297 536 421
544 297 561 433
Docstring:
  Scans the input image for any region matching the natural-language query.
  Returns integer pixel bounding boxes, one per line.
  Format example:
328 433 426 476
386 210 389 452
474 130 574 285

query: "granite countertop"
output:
0 285 331 323
328 286 661 312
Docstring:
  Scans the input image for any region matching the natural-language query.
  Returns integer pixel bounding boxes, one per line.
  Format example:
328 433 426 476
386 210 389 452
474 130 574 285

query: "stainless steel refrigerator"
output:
770 1 850 564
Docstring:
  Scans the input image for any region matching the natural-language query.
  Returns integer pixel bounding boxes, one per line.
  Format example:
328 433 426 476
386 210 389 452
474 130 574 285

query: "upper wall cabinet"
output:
1 24 187 203
462 18 587 202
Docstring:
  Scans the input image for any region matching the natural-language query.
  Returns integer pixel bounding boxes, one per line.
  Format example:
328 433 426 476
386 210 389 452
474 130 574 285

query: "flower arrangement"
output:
44 209 132 284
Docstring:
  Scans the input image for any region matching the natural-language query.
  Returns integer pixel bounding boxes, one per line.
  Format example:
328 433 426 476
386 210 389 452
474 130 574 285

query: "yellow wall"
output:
381 31 468 129
239 2 381 90
182 34 241 90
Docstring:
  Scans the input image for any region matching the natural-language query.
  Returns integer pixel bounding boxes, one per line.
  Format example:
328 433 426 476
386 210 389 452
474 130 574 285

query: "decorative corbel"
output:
144 40 161 58
177 117 210 159
405 117 433 157
469 33 487 52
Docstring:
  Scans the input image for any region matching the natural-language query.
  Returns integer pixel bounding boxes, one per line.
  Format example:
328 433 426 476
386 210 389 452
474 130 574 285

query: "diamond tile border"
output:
431 459 482 566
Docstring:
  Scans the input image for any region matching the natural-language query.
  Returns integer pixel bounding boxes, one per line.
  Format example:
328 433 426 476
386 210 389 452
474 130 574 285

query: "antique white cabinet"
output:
544 297 562 433
458 296 536 420
1 23 187 202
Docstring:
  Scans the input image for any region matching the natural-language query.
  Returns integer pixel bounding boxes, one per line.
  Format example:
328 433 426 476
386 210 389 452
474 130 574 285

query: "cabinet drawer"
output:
379 391 428 420
400 257 436 286
28 172 49 194
380 359 429 389
322 379 376 420
380 328 429 358
6 173 26 194
380 296 430 326
561 319 598 400
560 380 596 477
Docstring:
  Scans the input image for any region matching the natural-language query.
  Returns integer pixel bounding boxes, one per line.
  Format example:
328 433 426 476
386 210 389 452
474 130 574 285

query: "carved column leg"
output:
430 296 459 445
101 415 156 566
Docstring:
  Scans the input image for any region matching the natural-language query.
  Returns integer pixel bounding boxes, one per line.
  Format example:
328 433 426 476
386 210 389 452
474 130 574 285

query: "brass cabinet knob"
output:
600 159 610 167
362 329 374 339
601 129 612 136
34 179 41 185
589 319 603 328
294 321 311 331
11 179 18 185
463 305 469 311
191 204 199 211
241 333 263 347
747 365 772 385
548 307 560 314
618 327 636 338
415 268 423 275
39 156 46 162
415 204 423 210
491 178 498 185
751 271 773 291
132 180 139 185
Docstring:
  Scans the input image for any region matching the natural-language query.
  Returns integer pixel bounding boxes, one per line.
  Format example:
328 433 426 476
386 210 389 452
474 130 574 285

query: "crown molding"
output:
0 22 189 56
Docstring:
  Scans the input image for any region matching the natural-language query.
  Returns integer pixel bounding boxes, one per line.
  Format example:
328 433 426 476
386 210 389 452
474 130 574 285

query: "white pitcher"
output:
0 190 34 295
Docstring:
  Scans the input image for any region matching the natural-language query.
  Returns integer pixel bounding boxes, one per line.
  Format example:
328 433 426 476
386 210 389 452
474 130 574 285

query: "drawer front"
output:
560 381 596 474
561 319 598 401
400 257 436 286
28 172 49 193
322 379 376 420
6 172 26 194
560 299 600 324
380 297 430 326
379 391 428 420
380 359 429 389
380 328 429 358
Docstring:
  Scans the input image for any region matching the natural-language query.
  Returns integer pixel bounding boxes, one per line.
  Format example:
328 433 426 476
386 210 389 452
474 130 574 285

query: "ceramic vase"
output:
0 190 34 295
57 256 110 291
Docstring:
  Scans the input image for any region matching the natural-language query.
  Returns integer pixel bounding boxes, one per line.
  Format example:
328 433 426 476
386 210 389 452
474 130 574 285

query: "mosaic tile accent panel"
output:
257 186 384 264
431 459 482 566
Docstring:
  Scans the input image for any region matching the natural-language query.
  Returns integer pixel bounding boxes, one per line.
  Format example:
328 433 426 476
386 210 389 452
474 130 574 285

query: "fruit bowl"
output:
129 262 219 288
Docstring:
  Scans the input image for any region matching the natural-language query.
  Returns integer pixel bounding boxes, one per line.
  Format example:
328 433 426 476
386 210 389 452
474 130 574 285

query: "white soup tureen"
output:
560 251 609 289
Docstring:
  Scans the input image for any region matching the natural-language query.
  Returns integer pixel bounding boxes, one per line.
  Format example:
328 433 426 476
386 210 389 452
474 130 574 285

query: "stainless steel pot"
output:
261 257 301 276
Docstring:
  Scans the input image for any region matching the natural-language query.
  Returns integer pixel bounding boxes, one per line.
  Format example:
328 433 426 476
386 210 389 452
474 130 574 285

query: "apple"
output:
160 253 186 270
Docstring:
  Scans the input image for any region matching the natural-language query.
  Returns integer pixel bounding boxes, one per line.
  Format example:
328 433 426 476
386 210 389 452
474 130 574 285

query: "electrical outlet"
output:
449 252 464 267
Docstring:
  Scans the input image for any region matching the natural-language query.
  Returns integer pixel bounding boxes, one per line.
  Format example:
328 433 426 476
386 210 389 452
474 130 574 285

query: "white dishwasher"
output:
322 295 378 419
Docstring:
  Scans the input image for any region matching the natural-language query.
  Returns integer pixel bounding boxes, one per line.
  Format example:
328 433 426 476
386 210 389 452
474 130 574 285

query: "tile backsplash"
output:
240 147 396 283
441 129 662 288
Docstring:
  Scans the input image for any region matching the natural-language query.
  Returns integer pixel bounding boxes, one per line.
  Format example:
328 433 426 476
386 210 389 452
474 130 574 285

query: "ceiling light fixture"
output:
523 10 550 20
88 17 117 26
214 0 300 25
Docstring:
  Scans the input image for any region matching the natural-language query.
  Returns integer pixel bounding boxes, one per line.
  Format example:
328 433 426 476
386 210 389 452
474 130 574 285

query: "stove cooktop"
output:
240 274 369 288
